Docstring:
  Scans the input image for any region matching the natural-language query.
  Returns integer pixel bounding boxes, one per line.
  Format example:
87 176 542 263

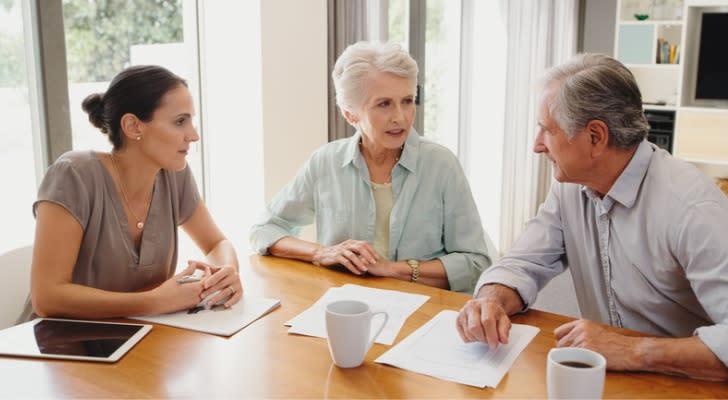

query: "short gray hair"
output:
543 53 649 150
332 41 418 115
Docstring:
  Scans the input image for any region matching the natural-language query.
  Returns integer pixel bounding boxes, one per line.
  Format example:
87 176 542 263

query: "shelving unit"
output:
614 0 728 177
615 0 683 107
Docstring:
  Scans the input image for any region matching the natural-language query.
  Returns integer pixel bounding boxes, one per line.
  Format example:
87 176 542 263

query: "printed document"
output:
285 284 429 345
133 296 280 337
376 310 539 388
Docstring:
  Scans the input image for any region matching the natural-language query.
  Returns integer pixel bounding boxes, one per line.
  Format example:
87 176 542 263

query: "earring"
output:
136 136 141 141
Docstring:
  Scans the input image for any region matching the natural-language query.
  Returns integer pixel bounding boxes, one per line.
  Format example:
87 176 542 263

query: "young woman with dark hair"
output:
23 65 242 321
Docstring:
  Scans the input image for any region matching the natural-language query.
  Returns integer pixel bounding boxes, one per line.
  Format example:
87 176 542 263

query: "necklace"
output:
109 153 151 230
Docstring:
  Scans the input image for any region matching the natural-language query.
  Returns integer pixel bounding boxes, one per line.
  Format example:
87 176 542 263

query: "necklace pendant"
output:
136 221 144 230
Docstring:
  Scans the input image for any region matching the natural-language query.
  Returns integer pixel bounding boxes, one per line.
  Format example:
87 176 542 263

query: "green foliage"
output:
387 0 447 138
0 0 13 12
388 0 406 47
0 0 24 87
0 32 24 86
425 0 444 43
63 0 183 82
423 0 445 138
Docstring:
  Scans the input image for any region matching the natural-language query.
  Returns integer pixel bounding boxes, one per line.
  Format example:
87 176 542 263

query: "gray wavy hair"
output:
543 53 649 150
332 41 418 115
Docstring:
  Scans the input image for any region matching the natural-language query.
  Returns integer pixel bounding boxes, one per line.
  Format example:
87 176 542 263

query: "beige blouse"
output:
371 181 393 259
19 150 200 322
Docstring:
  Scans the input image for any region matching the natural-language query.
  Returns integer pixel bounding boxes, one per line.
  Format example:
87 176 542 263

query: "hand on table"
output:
154 262 212 311
364 258 399 278
554 319 639 370
188 260 242 308
455 297 512 349
312 239 379 275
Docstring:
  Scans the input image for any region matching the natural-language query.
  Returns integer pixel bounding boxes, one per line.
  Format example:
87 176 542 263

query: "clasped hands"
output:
456 297 639 370
164 260 243 310
312 239 395 277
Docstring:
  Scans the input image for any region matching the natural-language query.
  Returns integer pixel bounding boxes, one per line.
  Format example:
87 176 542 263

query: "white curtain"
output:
497 0 579 253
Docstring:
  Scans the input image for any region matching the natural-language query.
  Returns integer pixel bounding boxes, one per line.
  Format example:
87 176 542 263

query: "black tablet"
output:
0 318 152 363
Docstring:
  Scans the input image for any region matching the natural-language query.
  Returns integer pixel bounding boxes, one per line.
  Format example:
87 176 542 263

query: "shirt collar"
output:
583 140 654 209
341 128 421 172
341 131 362 168
398 128 420 172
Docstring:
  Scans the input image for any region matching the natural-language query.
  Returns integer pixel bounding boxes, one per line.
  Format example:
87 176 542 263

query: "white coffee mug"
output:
325 300 388 368
547 347 606 399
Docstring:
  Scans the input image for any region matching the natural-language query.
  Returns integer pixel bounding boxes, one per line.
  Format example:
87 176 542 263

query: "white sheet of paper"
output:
133 296 280 337
375 310 539 388
285 284 429 345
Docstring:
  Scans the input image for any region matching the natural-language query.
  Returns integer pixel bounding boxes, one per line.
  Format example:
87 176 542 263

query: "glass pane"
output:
0 0 37 254
62 0 203 181
423 0 461 154
388 0 408 50
195 0 265 249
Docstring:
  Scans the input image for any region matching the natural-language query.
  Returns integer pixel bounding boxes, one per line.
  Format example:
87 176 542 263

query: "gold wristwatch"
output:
407 259 420 282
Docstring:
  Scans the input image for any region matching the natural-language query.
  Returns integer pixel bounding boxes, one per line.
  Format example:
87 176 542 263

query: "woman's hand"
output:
365 258 398 278
189 260 242 308
313 240 379 275
152 263 210 313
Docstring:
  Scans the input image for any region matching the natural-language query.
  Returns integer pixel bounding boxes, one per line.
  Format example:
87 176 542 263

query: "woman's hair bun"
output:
81 93 108 133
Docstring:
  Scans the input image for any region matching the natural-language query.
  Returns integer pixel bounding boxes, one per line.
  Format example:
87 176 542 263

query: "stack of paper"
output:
376 310 539 388
285 284 429 345
133 296 280 337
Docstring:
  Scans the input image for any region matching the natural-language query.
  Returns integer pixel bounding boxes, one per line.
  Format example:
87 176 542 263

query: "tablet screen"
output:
0 318 152 362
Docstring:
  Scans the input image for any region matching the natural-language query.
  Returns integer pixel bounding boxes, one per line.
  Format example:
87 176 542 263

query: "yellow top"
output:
371 181 393 259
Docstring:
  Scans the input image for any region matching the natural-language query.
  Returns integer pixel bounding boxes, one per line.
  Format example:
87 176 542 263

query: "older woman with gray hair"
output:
250 41 492 293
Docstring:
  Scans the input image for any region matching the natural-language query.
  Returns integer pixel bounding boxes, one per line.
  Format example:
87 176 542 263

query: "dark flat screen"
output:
695 13 728 100
32 319 144 357
0 318 149 361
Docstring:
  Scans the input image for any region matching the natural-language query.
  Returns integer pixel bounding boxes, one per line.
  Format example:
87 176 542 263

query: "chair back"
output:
0 245 33 329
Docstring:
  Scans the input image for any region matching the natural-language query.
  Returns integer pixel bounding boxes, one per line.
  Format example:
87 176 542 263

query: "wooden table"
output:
1 255 726 398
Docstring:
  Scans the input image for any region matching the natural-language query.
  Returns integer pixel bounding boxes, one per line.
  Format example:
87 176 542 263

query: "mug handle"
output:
366 311 389 352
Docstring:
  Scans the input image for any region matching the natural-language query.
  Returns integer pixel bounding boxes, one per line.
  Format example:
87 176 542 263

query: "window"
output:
0 0 266 260
0 0 37 254
388 0 506 250
388 0 462 155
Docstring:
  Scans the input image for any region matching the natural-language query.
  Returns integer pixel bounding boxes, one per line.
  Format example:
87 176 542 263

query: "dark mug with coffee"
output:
547 347 606 399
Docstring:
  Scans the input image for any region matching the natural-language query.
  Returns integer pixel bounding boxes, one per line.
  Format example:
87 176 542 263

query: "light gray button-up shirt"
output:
476 141 728 366
250 130 492 293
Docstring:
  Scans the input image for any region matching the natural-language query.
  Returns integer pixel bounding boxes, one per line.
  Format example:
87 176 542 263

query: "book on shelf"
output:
656 38 679 64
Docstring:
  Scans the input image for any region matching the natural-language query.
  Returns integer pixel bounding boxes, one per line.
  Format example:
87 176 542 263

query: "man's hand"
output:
456 297 512 349
554 319 640 370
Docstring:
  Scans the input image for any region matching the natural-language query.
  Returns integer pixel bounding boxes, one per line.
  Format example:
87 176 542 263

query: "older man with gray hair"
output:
457 53 728 381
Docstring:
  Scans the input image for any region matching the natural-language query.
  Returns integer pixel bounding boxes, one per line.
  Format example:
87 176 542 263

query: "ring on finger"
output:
228 286 236 295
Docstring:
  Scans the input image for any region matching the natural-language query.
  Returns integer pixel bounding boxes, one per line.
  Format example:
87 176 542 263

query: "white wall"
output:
190 0 327 254
194 0 265 254
260 0 329 201
582 0 616 54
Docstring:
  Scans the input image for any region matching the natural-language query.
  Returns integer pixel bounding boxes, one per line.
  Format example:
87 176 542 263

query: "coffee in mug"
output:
558 361 593 368
325 300 388 368
547 347 606 399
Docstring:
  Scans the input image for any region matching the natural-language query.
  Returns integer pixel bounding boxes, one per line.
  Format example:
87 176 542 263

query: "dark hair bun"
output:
81 93 108 133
